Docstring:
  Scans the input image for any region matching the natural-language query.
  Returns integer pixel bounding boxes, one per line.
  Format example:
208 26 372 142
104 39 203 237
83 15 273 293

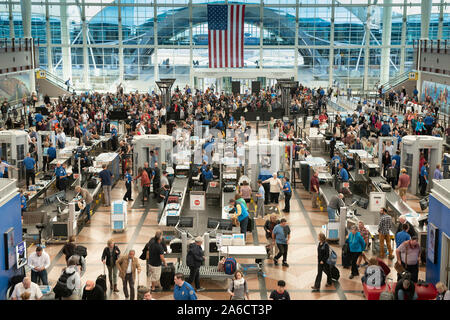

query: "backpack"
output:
327 245 338 266
74 245 87 258
53 270 76 298
224 257 237 275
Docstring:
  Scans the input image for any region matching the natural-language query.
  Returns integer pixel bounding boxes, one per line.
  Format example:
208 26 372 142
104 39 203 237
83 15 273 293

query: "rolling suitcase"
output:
330 265 340 281
415 282 438 300
96 265 108 299
342 243 351 268
160 263 175 291
137 275 148 300
363 283 388 300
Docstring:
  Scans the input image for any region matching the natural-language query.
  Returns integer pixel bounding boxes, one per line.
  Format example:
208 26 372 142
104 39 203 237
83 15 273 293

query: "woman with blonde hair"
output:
436 282 450 300
228 271 249 300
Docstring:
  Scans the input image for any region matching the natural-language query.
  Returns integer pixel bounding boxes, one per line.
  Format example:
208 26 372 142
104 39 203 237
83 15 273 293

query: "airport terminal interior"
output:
0 0 450 301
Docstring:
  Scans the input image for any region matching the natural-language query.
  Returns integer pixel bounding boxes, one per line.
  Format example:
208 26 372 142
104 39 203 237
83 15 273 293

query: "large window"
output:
1 0 445 91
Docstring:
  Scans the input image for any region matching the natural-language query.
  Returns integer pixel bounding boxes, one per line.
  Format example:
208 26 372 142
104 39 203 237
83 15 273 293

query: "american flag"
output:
207 4 245 68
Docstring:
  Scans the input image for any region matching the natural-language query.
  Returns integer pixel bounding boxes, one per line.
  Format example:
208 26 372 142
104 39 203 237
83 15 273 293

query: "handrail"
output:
379 70 411 92
36 68 74 93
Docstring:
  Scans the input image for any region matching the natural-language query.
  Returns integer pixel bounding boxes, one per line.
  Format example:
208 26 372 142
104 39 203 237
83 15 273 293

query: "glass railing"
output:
37 68 73 92
379 70 411 92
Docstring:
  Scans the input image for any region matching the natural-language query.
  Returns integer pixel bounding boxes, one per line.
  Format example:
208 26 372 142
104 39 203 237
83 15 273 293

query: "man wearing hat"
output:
186 236 205 292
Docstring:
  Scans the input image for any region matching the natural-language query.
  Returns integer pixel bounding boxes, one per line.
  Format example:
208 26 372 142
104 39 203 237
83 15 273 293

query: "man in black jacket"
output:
101 239 121 292
186 237 205 292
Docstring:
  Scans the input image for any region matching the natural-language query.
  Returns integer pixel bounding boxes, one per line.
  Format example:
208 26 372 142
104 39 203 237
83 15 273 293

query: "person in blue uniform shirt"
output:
331 152 341 175
423 114 435 135
35 112 43 125
149 150 157 169
123 168 133 202
380 120 390 136
346 115 353 127
215 119 224 131
23 153 36 188
173 273 197 300
228 114 235 127
419 161 429 196
339 163 349 182
20 190 27 215
111 125 118 151
331 152 341 165
202 165 213 191
282 177 292 213
392 130 402 149
55 162 69 191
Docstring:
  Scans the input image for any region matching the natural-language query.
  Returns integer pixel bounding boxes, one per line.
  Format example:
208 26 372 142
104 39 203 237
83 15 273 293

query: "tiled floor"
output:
28 178 426 300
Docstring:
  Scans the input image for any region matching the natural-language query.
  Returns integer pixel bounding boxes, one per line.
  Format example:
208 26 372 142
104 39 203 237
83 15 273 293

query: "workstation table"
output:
25 177 56 208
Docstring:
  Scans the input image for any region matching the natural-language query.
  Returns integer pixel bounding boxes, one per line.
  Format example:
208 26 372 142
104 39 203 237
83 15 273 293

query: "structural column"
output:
294 0 299 80
8 0 14 38
363 1 371 92
437 0 444 40
259 0 264 71
21 0 36 93
81 0 90 89
20 0 31 38
118 0 124 85
329 0 335 88
380 0 392 84
421 0 432 40
45 0 53 73
399 0 407 74
189 0 194 87
60 0 72 82
154 3 159 82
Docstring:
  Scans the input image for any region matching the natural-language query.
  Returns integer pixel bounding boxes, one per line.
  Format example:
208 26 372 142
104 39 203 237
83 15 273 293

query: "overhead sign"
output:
408 72 418 80
190 191 205 211
36 70 46 79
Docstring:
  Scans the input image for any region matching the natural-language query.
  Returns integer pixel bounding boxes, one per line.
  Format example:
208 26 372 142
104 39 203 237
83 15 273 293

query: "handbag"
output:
394 245 407 274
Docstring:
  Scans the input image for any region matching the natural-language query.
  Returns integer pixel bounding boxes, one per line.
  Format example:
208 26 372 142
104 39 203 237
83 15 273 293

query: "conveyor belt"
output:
370 176 417 217
159 177 188 226
222 190 237 219
319 185 339 207
175 263 233 280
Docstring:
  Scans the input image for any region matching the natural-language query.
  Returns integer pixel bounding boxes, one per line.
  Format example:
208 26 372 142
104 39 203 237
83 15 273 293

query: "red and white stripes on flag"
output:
208 4 245 68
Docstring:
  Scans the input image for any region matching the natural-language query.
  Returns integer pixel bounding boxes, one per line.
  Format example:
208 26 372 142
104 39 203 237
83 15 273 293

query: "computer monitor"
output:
166 216 179 227
207 218 220 229
52 223 68 237
178 217 194 228
219 219 233 231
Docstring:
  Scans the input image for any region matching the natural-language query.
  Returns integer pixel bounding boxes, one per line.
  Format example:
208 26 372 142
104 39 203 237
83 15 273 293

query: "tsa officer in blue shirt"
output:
202 165 213 191
20 190 27 215
123 168 133 202
339 163 349 182
55 162 69 191
282 177 292 213
173 273 197 300
23 153 36 188
380 120 391 136
419 161 429 196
